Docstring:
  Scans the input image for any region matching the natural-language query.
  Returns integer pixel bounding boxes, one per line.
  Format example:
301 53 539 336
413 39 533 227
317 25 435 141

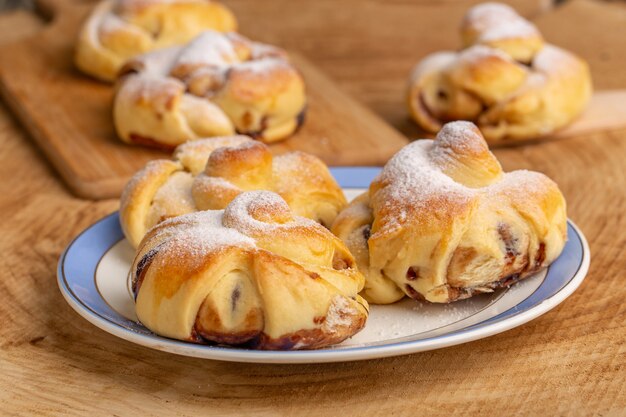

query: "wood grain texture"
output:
231 0 625 141
534 0 626 90
1 1 626 416
1 0 623 200
0 0 408 200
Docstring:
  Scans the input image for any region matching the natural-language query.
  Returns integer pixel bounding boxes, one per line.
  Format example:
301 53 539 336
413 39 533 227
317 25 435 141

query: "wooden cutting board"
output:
0 0 409 200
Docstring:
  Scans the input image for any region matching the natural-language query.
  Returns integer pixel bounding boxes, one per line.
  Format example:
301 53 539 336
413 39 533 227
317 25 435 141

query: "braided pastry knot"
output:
332 121 567 304
75 0 237 81
131 191 368 349
407 2 591 144
113 30 306 148
120 135 346 248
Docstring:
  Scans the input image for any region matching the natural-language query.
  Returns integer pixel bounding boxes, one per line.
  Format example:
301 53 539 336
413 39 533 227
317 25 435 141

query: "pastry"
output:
332 121 567 304
131 191 368 349
121 135 346 247
407 2 591 144
75 0 237 81
113 31 306 147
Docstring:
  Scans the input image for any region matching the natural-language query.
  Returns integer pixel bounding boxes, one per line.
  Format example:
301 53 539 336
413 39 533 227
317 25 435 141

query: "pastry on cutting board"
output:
120 135 346 247
332 121 567 304
113 31 306 147
407 2 591 144
131 190 368 349
75 0 237 81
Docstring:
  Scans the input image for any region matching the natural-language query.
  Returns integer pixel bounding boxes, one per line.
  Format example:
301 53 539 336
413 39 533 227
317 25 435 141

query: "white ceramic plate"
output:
58 167 590 363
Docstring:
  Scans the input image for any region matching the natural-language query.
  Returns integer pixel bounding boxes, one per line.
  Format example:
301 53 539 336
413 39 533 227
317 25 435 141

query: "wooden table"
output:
1 0 625 415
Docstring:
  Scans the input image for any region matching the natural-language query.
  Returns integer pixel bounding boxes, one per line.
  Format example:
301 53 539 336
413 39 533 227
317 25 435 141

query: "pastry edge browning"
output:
131 194 368 350
75 0 123 82
75 0 238 82
119 136 347 249
190 293 369 350
113 32 307 147
331 121 567 304
406 3 592 144
120 159 184 248
334 189 566 304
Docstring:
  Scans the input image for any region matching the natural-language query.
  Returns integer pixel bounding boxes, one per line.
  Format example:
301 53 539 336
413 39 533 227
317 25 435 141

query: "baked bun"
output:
75 0 237 81
121 135 346 248
131 191 368 349
332 121 567 304
113 31 306 147
407 2 591 144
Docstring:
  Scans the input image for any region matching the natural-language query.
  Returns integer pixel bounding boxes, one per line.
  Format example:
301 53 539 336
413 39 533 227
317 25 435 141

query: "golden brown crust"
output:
120 159 184 247
131 191 368 350
113 31 306 147
75 0 237 82
460 2 543 63
120 136 346 247
331 121 567 304
407 2 591 144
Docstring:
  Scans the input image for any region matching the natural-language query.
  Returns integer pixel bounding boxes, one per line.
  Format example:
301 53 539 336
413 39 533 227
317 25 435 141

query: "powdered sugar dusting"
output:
375 139 472 233
249 40 287 60
148 171 195 222
175 135 252 155
358 296 489 340
374 121 548 234
128 30 294 84
133 47 182 76
272 152 330 195
197 175 241 192
465 2 540 42
433 120 488 154
122 160 164 202
99 13 127 36
456 44 515 67
480 19 539 42
120 72 184 103
176 30 238 68
531 44 579 75
273 152 314 174
486 169 553 199
222 191 316 236
174 135 253 174
465 2 520 26
233 57 289 74
323 296 358 333
192 174 241 202
381 140 465 194
150 210 256 261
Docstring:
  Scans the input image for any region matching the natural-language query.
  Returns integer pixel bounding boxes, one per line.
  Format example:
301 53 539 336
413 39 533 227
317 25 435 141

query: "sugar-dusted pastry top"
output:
407 2 591 144
75 0 237 81
120 135 346 247
132 191 368 349
113 31 306 147
332 121 567 304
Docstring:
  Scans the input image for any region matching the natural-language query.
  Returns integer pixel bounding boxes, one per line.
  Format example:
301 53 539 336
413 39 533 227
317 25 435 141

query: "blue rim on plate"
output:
57 167 590 363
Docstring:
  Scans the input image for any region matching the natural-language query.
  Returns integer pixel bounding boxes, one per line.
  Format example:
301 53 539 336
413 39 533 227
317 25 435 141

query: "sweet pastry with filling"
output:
407 2 591 144
121 135 346 247
131 191 368 349
332 121 567 304
114 31 306 147
75 0 237 81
